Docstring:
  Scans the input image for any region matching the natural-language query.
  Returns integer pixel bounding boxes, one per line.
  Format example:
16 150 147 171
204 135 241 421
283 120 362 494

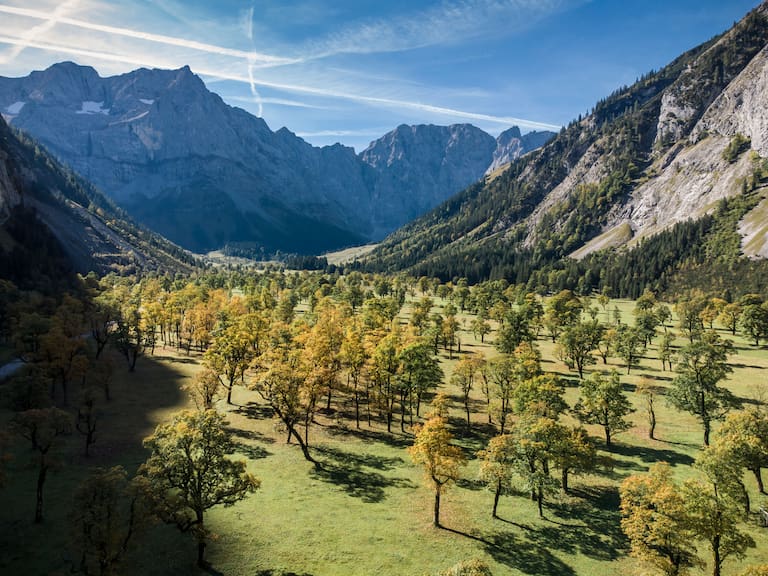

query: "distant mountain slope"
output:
0 63 554 254
362 1 768 292
0 115 196 288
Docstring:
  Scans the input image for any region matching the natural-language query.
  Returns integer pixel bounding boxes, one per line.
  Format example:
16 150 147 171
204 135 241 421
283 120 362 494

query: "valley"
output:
1 271 768 576
1 2 768 576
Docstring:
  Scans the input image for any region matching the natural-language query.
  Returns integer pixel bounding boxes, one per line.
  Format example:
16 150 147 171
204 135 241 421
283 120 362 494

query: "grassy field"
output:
1 298 767 576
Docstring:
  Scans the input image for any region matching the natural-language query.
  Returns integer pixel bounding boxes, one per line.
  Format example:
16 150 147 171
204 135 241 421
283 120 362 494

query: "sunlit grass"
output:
1 296 767 575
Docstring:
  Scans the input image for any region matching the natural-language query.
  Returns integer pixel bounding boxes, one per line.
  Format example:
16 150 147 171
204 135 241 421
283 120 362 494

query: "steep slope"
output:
363 1 768 290
0 63 554 255
0 115 196 288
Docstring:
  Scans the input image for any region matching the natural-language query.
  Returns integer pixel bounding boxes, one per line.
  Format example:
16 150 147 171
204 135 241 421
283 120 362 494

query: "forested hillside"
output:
0 116 197 291
361 3 768 299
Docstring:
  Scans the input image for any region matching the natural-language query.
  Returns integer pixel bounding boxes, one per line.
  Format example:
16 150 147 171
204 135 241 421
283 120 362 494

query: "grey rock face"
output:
361 124 497 237
0 62 554 253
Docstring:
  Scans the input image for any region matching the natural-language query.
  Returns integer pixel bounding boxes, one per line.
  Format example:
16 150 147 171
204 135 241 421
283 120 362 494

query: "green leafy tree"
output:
510 415 563 517
477 434 517 518
70 466 149 576
513 374 568 419
204 316 258 405
409 411 466 527
682 474 754 576
553 425 597 494
717 302 742 336
470 317 491 344
138 410 260 568
740 303 768 346
636 377 660 440
253 342 317 464
614 324 643 374
397 340 443 429
543 290 583 343
667 332 738 445
715 408 768 494
495 308 532 353
658 331 675 371
556 319 602 378
12 407 73 522
574 370 633 448
620 463 699 576
675 293 707 343
451 354 483 432
340 317 370 428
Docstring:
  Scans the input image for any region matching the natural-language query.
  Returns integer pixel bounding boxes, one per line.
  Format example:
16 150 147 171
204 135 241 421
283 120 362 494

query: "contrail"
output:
247 63 263 117
0 34 561 132
0 0 80 64
0 4 298 67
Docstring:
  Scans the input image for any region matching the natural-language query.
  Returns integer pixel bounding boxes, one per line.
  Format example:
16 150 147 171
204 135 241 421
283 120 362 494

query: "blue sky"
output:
0 0 761 151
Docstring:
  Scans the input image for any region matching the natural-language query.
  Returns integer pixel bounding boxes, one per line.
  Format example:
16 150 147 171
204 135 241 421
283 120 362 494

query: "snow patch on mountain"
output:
76 101 110 115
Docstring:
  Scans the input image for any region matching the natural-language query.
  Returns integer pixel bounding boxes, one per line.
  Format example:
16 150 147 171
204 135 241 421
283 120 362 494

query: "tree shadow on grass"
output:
235 401 275 421
254 571 313 576
456 477 487 491
330 425 413 449
232 439 272 461
308 445 415 503
530 485 628 562
610 441 694 468
483 529 577 576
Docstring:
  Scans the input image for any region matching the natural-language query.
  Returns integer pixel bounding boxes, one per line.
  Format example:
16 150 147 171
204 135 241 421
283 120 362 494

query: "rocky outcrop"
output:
486 127 557 174
361 124 497 237
692 45 768 156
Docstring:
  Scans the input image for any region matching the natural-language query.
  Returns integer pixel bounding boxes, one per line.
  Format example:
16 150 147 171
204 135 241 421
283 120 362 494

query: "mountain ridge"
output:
360 1 768 294
0 63 554 254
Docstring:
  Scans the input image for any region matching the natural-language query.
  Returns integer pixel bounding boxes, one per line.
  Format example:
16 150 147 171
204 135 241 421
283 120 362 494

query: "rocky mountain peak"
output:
0 64 554 254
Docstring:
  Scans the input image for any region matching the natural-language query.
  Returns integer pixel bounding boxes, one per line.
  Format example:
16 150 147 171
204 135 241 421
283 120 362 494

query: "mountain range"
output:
0 63 553 255
361 1 768 294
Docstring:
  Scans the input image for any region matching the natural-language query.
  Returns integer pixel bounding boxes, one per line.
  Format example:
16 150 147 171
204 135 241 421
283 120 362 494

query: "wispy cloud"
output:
241 5 254 42
296 129 388 139
0 0 80 64
0 28 561 131
0 4 297 67
300 0 571 59
0 0 564 135
227 95 332 110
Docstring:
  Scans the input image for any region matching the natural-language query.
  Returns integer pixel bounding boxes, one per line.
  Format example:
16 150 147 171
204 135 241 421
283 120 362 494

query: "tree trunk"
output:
465 400 471 434
703 419 711 447
290 426 318 467
35 461 48 523
354 382 360 429
712 533 721 576
226 384 233 405
562 468 569 494
400 391 406 433
537 486 544 518
649 406 656 440
604 426 612 449
434 487 441 527
493 479 501 518
752 467 765 494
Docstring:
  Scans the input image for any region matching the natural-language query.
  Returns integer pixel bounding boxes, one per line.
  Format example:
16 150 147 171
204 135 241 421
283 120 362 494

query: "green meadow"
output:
1 298 767 576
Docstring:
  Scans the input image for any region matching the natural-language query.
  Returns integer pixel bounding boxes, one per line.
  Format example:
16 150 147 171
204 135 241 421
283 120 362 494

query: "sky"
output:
0 0 761 151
